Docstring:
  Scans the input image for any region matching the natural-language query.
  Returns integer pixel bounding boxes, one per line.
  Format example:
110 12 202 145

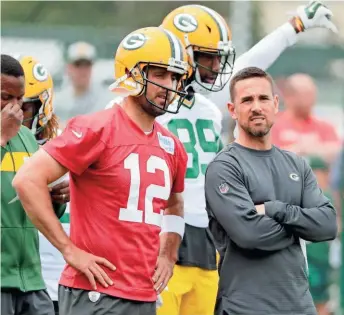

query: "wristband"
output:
289 16 305 34
160 215 185 239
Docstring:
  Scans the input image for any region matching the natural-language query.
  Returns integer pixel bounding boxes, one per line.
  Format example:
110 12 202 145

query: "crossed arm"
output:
205 158 337 252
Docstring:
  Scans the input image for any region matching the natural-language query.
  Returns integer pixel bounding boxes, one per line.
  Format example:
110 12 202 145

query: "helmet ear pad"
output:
128 66 146 97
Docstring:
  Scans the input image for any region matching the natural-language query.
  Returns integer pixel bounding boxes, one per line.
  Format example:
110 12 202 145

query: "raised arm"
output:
232 1 337 76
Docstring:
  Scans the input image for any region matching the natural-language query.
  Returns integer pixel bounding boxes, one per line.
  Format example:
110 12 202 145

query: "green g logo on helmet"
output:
173 13 198 33
122 33 147 50
32 63 48 82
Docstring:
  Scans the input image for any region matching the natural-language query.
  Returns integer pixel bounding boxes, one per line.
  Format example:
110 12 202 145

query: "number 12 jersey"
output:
43 105 188 302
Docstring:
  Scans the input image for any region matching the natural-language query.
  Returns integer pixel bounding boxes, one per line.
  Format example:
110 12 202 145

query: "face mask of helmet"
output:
190 46 236 94
131 63 188 114
22 98 45 136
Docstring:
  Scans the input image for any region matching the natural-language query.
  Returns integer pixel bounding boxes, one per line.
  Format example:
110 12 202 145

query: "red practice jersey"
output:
43 105 188 302
272 111 340 149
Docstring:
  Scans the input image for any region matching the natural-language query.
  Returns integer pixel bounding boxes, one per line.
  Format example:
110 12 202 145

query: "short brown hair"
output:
229 67 275 102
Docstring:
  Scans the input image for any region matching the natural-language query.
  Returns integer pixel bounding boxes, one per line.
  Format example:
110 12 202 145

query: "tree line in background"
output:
2 1 233 30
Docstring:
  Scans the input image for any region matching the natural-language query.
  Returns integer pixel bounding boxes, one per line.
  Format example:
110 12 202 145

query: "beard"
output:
241 120 273 138
140 102 165 118
138 90 176 118
138 95 166 118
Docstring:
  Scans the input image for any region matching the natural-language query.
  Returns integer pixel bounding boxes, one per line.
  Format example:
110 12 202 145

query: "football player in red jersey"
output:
13 26 189 315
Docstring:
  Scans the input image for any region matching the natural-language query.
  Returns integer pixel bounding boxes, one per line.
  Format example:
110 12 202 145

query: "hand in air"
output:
296 1 338 33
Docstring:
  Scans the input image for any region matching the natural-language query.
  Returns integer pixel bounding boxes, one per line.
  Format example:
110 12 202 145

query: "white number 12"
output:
119 153 171 227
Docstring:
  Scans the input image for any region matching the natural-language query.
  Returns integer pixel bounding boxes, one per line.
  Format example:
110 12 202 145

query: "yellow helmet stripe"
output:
195 5 228 43
162 28 183 62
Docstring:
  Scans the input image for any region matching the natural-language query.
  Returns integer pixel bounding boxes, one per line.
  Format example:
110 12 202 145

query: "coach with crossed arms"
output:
205 67 337 315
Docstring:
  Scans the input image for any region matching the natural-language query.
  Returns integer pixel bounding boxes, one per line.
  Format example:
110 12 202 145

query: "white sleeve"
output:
232 22 298 76
208 23 298 107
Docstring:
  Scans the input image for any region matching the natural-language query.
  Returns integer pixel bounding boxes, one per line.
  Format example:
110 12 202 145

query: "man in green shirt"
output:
1 54 65 315
307 156 336 315
330 145 344 312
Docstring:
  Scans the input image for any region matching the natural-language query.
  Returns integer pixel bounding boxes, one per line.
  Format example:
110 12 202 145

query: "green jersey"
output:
1 126 65 291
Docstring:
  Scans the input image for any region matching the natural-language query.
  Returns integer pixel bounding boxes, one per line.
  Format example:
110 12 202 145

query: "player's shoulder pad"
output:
194 92 214 105
104 96 124 110
194 92 219 108
69 109 114 129
194 93 223 119
66 108 114 138
207 80 230 106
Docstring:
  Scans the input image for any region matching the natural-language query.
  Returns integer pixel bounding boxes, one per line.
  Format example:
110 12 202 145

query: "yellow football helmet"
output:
109 26 190 114
20 56 54 136
162 5 236 94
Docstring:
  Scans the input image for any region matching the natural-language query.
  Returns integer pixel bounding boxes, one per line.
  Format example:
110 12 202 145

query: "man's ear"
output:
273 94 279 114
228 102 237 120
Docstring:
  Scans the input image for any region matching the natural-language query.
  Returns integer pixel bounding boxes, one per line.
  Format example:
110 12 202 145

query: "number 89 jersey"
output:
42 105 188 302
157 93 223 228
